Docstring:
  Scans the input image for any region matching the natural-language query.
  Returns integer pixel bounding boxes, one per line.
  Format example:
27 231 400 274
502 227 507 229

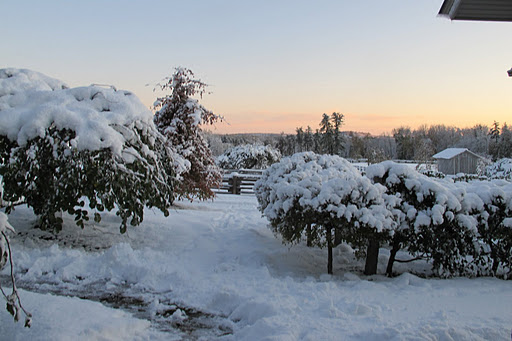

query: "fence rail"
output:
215 169 264 195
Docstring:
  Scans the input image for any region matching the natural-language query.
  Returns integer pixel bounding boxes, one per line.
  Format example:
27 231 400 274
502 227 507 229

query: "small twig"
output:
1 231 32 320
3 231 16 293
0 283 8 299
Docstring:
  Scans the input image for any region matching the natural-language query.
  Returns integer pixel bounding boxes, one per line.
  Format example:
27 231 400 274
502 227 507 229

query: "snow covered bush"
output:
0 68 176 232
462 181 512 277
217 144 281 170
485 158 512 180
255 152 395 274
367 162 478 277
153 67 222 200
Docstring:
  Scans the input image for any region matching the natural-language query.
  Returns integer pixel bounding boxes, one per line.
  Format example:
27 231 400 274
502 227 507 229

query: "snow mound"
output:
0 68 156 156
0 68 68 99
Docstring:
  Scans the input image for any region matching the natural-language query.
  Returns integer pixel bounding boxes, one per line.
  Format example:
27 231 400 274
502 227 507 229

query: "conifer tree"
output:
489 121 501 160
154 67 222 200
499 123 512 158
331 112 345 155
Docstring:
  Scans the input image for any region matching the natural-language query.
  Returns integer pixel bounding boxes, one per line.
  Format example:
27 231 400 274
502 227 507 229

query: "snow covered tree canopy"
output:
255 152 395 274
0 68 176 232
217 144 281 170
0 68 157 157
255 152 392 230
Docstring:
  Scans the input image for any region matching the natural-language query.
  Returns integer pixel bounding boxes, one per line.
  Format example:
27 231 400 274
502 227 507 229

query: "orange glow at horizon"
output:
199 107 512 137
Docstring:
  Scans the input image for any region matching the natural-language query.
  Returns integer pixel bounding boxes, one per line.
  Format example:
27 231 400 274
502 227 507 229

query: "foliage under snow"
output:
217 144 281 170
0 68 176 232
485 158 512 180
257 153 512 278
255 152 395 274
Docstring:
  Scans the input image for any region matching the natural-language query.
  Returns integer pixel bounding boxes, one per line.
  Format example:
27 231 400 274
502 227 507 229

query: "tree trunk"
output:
334 227 342 247
306 224 313 247
326 226 333 275
386 238 400 277
491 246 499 275
364 238 379 275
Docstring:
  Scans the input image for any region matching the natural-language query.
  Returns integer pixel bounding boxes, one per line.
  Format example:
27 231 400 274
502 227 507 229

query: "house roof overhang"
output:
439 0 512 22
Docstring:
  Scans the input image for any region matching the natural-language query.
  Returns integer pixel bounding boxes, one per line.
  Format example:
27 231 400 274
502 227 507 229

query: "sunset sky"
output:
2 0 512 135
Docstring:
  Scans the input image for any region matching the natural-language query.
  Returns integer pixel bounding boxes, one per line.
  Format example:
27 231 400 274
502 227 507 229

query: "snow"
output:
0 68 68 97
217 144 281 170
0 68 157 157
1 289 169 341
255 153 397 232
486 158 512 180
432 148 471 159
2 195 511 340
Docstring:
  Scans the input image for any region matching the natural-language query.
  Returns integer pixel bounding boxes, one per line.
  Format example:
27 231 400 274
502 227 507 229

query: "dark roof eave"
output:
438 0 512 22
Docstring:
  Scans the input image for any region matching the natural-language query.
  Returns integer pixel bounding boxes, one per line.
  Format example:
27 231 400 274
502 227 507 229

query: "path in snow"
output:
2 194 512 340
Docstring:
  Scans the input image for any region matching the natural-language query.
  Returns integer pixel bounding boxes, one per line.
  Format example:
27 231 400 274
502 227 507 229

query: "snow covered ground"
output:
1 194 511 340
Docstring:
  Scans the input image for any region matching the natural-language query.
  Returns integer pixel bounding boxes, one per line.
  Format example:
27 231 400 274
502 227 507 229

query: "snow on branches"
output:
0 68 176 232
485 158 512 180
255 152 395 274
257 153 512 278
153 67 222 200
217 144 281 170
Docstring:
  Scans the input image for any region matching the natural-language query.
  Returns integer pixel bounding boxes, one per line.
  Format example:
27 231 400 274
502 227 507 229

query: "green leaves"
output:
0 122 176 233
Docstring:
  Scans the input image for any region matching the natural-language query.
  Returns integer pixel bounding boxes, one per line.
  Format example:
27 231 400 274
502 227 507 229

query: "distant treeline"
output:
205 119 511 162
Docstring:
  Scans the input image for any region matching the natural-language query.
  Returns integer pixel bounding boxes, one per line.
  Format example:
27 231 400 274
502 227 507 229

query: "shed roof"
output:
432 148 481 159
439 0 512 22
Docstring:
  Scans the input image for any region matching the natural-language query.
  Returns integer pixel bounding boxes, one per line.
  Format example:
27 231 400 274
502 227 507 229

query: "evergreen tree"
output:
499 123 512 158
153 67 222 200
489 121 501 160
319 113 334 154
295 127 304 152
303 126 314 152
331 112 345 156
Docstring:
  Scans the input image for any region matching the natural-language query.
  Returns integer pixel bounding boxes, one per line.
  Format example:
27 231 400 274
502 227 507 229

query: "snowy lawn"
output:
2 194 511 340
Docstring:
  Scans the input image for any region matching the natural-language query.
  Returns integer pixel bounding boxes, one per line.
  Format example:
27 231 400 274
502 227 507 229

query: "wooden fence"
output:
215 169 264 195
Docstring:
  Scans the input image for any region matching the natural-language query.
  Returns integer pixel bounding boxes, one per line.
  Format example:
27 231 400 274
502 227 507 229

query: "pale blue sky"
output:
2 0 512 134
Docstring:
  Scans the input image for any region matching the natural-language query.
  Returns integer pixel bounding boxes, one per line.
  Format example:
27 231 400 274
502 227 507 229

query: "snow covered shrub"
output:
217 144 281 170
153 67 222 200
0 68 176 232
485 158 512 180
367 162 478 277
462 181 512 277
255 152 395 275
